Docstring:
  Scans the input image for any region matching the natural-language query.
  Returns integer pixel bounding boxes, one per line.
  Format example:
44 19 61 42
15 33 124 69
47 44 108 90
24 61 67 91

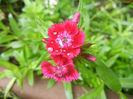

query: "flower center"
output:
62 37 69 43
56 31 72 48
55 66 65 77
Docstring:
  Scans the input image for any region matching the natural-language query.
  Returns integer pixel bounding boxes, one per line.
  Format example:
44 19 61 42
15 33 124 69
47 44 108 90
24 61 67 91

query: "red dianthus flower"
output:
46 20 85 58
41 55 79 83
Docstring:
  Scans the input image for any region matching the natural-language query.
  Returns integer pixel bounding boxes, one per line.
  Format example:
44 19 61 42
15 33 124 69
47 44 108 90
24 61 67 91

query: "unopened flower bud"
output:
42 38 48 43
82 53 96 61
72 11 80 23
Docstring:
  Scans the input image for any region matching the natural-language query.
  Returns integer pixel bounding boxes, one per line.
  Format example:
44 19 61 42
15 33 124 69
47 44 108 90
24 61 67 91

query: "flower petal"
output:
63 20 78 36
41 61 56 78
72 30 85 48
48 23 65 39
46 39 61 55
51 55 73 66
63 48 80 58
53 63 79 83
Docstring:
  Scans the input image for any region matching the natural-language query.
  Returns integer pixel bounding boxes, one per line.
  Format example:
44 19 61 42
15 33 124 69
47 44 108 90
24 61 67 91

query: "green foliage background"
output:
0 0 133 99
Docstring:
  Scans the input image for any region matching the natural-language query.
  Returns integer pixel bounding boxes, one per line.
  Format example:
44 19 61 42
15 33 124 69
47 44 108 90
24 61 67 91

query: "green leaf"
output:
23 45 31 59
79 84 103 99
0 49 14 61
0 21 6 30
9 0 18 3
0 61 22 79
9 41 24 48
95 58 121 92
13 51 25 66
27 70 34 86
20 66 29 77
0 21 9 34
29 59 41 69
105 54 119 68
0 70 14 80
97 89 107 99
46 79 56 89
0 35 15 44
34 16 48 38
63 82 73 99
75 58 94 85
9 14 19 34
119 78 133 88
4 78 16 99
0 71 6 80
119 92 127 99
16 79 23 88
0 60 18 70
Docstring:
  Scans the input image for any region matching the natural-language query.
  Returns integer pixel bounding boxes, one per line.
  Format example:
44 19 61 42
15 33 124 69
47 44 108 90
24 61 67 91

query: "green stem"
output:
63 82 73 99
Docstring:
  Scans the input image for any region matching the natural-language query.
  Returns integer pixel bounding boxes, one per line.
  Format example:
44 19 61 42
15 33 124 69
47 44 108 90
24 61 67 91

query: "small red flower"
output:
41 55 79 83
46 20 85 58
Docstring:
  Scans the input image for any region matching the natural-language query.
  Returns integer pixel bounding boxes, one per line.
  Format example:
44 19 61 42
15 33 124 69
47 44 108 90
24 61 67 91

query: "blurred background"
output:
0 0 133 99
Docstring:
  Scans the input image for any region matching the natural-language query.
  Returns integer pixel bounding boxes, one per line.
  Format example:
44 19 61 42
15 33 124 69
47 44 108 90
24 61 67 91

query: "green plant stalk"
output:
4 77 16 99
63 82 73 99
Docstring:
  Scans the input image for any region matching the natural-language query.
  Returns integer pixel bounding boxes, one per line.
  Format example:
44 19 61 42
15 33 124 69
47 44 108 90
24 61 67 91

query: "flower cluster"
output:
41 12 96 83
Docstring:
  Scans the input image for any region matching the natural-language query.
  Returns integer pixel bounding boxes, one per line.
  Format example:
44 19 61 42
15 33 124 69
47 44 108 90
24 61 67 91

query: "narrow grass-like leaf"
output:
9 41 24 48
95 58 121 92
0 60 18 70
0 61 22 79
0 71 6 80
16 79 23 88
119 92 127 99
0 36 15 44
63 82 73 99
27 70 34 86
9 14 19 34
119 78 133 88
0 21 6 30
97 89 107 99
79 84 103 99
13 51 25 66
4 78 16 99
46 79 56 89
0 70 14 80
